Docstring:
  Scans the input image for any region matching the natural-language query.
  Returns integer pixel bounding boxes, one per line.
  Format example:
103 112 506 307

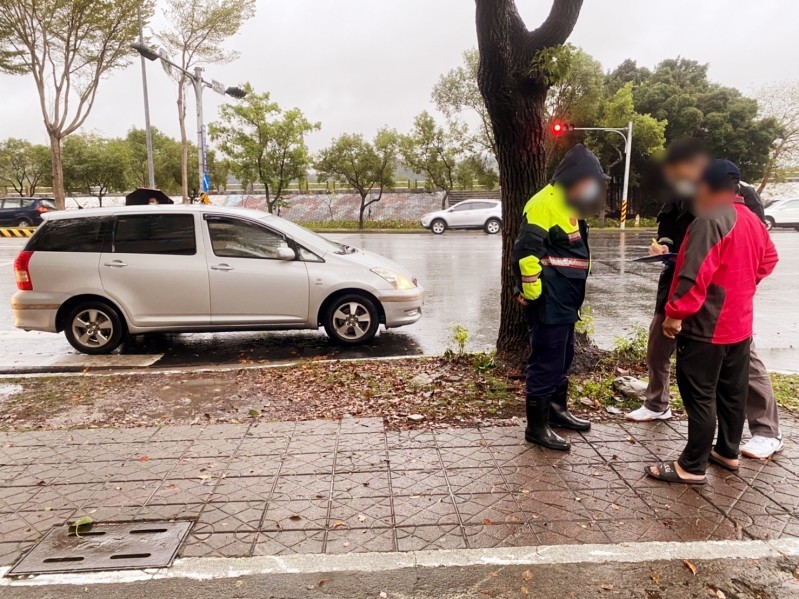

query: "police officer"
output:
512 144 609 451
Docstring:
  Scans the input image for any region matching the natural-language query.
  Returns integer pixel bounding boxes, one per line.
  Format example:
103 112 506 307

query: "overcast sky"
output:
2 0 797 152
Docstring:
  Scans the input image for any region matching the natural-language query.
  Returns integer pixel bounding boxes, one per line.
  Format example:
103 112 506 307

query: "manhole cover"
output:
6 521 193 576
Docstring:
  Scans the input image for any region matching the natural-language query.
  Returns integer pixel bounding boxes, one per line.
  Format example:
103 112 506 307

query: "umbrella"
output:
125 188 174 206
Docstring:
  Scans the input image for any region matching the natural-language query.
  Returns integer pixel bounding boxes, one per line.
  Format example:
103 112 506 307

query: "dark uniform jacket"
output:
512 183 590 325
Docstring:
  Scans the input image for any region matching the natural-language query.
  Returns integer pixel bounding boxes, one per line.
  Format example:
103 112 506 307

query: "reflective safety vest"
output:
511 183 590 325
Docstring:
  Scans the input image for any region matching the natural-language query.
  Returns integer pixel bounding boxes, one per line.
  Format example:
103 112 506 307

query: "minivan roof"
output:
43 204 275 222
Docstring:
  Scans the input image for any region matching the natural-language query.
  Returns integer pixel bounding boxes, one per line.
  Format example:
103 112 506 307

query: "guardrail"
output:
0 227 36 238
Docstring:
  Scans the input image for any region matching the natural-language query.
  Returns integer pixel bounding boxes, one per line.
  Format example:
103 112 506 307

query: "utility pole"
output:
193 66 207 201
130 42 247 203
137 7 155 189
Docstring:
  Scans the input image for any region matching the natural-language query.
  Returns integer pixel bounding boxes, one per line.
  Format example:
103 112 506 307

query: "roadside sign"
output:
211 79 226 95
159 48 173 77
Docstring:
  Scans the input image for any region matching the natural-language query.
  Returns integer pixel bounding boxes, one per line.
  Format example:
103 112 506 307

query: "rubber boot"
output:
525 394 571 451
549 383 591 431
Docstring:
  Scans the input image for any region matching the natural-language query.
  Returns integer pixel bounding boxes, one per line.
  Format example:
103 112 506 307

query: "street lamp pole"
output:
193 66 207 201
130 42 247 203
136 7 155 189
572 122 634 229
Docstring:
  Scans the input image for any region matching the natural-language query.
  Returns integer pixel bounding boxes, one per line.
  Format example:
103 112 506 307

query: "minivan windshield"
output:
259 214 350 255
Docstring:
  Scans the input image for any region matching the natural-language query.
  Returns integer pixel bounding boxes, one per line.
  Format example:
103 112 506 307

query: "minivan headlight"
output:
371 267 416 290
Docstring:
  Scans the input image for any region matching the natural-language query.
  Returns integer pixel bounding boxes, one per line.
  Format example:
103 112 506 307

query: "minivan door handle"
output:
104 260 127 268
211 263 235 271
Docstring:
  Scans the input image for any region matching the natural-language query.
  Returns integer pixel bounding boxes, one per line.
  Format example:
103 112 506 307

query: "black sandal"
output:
709 451 740 473
645 461 706 485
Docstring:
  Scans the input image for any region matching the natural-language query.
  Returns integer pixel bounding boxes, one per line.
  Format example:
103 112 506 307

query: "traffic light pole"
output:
572 121 634 229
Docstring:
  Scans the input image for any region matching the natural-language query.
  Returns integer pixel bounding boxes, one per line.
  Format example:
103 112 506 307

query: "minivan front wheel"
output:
64 301 125 355
765 216 775 231
324 294 380 345
484 218 501 235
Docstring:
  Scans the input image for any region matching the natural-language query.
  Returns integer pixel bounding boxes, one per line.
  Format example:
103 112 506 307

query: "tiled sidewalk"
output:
2 414 799 564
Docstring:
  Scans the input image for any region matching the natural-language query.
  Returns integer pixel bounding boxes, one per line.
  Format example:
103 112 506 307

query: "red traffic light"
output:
551 121 574 136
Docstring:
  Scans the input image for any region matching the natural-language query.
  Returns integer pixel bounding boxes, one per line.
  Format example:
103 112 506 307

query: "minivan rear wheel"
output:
324 294 380 345
64 301 125 355
16 218 32 227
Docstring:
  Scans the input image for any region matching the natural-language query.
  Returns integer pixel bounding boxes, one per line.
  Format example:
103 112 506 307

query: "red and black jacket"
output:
665 198 778 344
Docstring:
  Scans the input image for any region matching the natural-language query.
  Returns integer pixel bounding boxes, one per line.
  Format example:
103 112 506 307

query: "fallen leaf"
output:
626 436 636 444
43 507 52 512
407 414 425 422
601 584 614 591
683 560 698 576
522 570 533 582
318 579 327 587
483 518 493 525
248 409 260 418
234 580 243 588
138 455 150 462
520 586 529 595
380 592 388 599
288 515 302 521
715 590 726 599
357 514 367 522
611 503 619 511
605 406 623 415
332 520 345 528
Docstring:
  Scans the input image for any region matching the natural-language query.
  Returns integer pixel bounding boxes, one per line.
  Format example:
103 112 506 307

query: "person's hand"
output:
648 242 670 256
662 317 682 339
516 295 529 307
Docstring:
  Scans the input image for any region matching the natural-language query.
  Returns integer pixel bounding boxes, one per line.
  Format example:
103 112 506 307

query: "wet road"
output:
1 230 797 371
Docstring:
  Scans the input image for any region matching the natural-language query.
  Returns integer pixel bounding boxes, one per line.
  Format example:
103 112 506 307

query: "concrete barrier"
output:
0 227 36 238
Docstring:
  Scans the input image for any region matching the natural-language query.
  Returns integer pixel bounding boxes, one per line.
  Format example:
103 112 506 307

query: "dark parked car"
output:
0 197 57 227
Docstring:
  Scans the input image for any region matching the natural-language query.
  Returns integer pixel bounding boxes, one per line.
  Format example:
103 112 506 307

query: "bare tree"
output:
475 0 583 360
757 81 799 194
0 0 150 209
159 0 256 203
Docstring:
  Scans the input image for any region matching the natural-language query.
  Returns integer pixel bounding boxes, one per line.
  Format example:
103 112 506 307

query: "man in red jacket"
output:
646 160 779 485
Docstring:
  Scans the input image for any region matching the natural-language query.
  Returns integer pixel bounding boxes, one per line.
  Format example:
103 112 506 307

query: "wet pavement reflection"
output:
0 230 797 371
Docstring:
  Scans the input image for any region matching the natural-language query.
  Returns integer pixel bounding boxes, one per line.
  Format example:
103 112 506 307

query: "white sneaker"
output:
740 436 784 459
626 405 673 422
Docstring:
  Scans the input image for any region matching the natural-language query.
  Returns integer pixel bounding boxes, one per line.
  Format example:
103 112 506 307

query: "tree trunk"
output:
177 84 190 204
48 134 66 210
358 194 367 229
476 0 584 363
491 92 549 362
757 138 786 194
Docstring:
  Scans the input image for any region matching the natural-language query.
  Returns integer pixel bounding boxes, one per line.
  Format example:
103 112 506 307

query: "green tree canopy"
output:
315 129 399 228
210 83 320 213
126 127 184 195
615 58 780 182
63 134 133 205
400 111 465 206
0 138 51 196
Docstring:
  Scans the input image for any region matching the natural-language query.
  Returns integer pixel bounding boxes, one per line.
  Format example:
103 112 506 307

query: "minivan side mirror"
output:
276 247 296 261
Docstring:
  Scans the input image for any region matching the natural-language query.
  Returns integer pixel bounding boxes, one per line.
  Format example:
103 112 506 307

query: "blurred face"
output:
694 182 733 216
565 177 603 215
663 155 710 200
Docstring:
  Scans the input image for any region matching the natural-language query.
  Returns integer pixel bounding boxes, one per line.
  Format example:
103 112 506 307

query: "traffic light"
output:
551 121 574 136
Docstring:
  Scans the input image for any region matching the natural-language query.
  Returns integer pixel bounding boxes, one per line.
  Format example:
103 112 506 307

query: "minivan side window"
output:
114 214 196 255
207 218 290 260
2 199 21 209
27 217 108 252
451 202 475 212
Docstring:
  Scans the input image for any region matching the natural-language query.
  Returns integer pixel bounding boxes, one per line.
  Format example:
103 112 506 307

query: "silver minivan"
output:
11 205 424 354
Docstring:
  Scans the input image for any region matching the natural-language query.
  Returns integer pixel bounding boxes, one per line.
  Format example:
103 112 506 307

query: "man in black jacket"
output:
626 139 783 460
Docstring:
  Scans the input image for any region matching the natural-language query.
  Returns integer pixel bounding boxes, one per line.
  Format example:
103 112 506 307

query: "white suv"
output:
764 198 799 230
12 205 423 354
420 200 503 235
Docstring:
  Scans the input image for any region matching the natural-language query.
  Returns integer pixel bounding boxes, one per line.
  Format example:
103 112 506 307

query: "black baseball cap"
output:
701 159 740 191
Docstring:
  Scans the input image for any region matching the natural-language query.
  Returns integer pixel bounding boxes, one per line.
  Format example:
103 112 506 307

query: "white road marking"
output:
1 538 798 587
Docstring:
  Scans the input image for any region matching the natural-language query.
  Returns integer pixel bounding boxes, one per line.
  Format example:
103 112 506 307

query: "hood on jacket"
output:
551 144 611 188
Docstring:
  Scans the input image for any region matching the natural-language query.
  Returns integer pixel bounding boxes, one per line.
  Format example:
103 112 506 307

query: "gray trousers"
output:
644 311 780 438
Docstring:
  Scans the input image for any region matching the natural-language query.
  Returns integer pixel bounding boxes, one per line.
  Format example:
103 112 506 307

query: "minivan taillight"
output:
36 206 50 213
14 251 33 291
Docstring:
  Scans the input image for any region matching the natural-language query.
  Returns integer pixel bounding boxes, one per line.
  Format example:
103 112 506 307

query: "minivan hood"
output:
328 247 415 279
